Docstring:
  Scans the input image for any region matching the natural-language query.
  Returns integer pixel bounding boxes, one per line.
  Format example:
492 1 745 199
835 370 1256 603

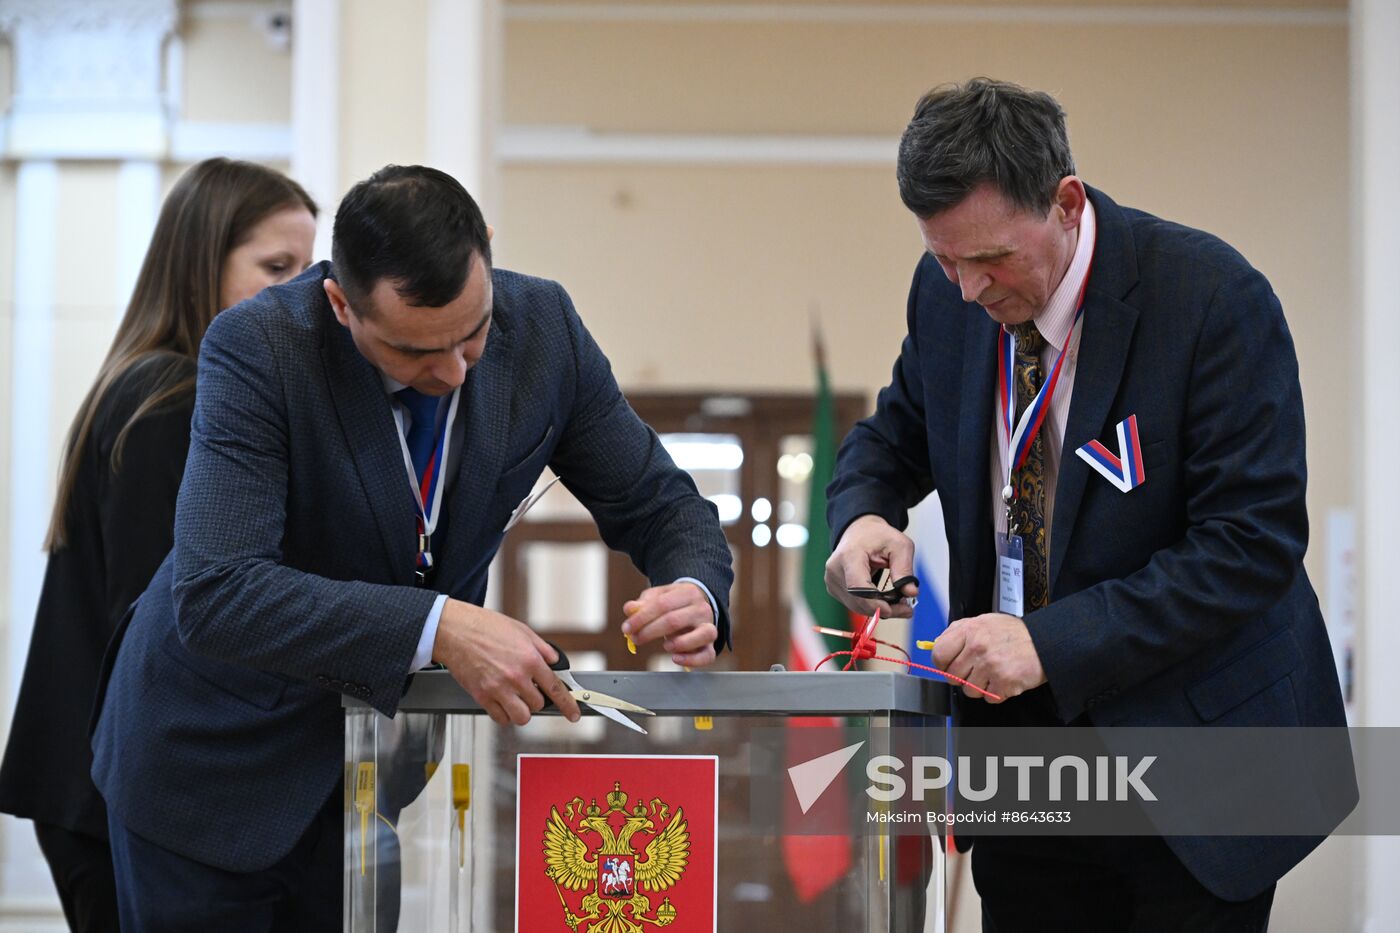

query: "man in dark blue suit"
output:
92 165 733 929
825 79 1352 930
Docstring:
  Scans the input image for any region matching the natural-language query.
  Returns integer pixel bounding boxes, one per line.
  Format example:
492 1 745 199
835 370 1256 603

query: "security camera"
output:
256 9 293 52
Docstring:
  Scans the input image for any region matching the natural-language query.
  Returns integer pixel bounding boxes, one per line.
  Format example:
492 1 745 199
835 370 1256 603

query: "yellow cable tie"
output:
355 762 375 876
453 764 471 867
624 604 639 654
681 666 713 730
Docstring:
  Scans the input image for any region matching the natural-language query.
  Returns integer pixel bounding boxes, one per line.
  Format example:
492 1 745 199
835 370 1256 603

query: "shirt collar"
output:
1032 196 1097 353
380 371 408 396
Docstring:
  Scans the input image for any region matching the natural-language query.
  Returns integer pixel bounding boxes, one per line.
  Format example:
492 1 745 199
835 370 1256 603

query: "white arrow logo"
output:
787 741 866 814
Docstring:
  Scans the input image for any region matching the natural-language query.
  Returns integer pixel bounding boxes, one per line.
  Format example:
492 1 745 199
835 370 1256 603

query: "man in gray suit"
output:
92 165 733 929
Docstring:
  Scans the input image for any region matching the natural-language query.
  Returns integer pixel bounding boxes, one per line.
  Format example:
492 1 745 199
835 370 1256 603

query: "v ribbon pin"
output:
1075 414 1146 493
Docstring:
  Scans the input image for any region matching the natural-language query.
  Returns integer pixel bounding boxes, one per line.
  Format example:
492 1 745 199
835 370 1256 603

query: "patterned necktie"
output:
1008 322 1050 611
396 387 442 484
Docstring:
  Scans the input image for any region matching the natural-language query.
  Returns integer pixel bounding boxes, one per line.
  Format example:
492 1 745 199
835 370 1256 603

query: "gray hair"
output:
896 77 1077 219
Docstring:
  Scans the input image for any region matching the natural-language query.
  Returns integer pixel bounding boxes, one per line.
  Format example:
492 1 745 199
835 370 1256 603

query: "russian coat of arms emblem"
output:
517 755 717 933
542 780 688 931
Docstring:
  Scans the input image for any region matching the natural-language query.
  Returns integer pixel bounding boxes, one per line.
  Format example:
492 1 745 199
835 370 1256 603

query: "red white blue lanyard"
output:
395 388 460 568
996 269 1092 488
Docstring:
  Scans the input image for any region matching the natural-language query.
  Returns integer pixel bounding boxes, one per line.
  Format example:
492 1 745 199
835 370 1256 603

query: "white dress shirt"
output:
989 199 1097 610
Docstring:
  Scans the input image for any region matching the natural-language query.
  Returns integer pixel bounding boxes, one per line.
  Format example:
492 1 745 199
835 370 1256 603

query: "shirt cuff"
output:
674 577 719 623
410 593 450 672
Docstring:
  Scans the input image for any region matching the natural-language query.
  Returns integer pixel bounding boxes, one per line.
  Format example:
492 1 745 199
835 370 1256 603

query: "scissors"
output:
547 642 654 735
846 572 920 605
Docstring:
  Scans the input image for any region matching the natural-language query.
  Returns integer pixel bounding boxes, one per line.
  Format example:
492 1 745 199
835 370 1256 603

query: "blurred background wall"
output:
0 0 1389 929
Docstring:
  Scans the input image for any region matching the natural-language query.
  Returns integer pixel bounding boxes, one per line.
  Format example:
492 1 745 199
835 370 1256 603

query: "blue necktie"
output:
396 387 442 483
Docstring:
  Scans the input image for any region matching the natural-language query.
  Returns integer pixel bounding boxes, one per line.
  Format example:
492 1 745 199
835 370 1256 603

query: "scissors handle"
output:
545 640 571 672
847 574 919 603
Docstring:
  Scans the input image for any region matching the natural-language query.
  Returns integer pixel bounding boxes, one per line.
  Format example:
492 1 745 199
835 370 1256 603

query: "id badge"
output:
997 534 1025 618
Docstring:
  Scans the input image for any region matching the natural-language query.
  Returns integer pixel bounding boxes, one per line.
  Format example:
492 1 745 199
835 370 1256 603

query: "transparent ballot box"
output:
343 671 950 932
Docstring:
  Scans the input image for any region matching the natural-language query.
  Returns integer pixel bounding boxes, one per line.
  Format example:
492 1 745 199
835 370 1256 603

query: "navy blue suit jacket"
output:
827 188 1354 900
92 263 733 872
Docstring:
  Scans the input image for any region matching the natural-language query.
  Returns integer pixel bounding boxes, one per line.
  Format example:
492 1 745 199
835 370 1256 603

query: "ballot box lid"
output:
347 669 950 716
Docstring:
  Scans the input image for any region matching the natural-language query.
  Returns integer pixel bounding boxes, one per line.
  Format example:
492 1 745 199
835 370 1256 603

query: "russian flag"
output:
908 492 952 673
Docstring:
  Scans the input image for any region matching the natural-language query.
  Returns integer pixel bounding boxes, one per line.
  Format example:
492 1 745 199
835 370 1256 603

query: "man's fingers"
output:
542 672 581 722
663 623 717 654
499 695 533 727
517 677 547 714
522 650 580 722
887 535 917 584
946 643 976 685
825 557 882 615
530 630 559 666
843 552 886 590
672 645 717 668
882 601 915 620
485 702 510 727
622 585 698 638
631 606 708 646
932 625 967 668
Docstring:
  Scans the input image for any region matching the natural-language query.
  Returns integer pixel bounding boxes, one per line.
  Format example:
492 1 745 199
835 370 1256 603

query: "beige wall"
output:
180 7 293 123
498 11 1352 581
50 165 123 460
338 0 429 190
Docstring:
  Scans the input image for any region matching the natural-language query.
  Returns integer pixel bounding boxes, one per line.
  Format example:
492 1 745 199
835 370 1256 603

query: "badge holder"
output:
998 485 1025 618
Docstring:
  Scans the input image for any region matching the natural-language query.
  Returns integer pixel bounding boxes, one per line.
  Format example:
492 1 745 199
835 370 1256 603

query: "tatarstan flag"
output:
781 323 855 903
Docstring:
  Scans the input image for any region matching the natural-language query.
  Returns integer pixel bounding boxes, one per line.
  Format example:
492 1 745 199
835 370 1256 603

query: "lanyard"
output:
997 307 1084 478
394 387 460 569
996 266 1092 526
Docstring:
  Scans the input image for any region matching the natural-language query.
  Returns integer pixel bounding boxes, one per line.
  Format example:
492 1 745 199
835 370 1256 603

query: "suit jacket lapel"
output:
321 322 419 585
1048 188 1141 592
955 311 999 607
435 299 515 587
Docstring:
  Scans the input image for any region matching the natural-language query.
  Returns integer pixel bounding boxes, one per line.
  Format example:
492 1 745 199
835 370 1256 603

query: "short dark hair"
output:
331 165 492 316
896 78 1076 219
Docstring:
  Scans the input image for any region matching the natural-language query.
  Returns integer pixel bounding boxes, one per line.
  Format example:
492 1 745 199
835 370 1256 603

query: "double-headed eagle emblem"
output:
542 780 690 931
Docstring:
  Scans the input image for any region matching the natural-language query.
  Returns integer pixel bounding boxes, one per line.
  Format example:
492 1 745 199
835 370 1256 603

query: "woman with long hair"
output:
0 158 317 931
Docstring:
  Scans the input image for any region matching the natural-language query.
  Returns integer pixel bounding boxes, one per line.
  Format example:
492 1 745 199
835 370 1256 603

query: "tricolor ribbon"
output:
1075 414 1146 493
998 309 1084 478
996 239 1094 492
395 388 461 567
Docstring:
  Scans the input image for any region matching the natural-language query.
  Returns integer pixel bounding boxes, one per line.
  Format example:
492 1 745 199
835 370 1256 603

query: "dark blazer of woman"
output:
0 353 193 842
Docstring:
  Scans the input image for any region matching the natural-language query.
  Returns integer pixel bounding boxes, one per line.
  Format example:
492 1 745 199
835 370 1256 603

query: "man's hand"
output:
432 599 581 727
825 515 920 619
622 582 718 668
932 613 1047 702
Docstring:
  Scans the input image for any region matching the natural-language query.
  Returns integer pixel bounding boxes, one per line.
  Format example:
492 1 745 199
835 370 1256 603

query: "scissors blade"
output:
564 686 649 733
582 693 655 716
503 474 562 532
565 684 655 718
553 658 651 733
588 702 648 735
